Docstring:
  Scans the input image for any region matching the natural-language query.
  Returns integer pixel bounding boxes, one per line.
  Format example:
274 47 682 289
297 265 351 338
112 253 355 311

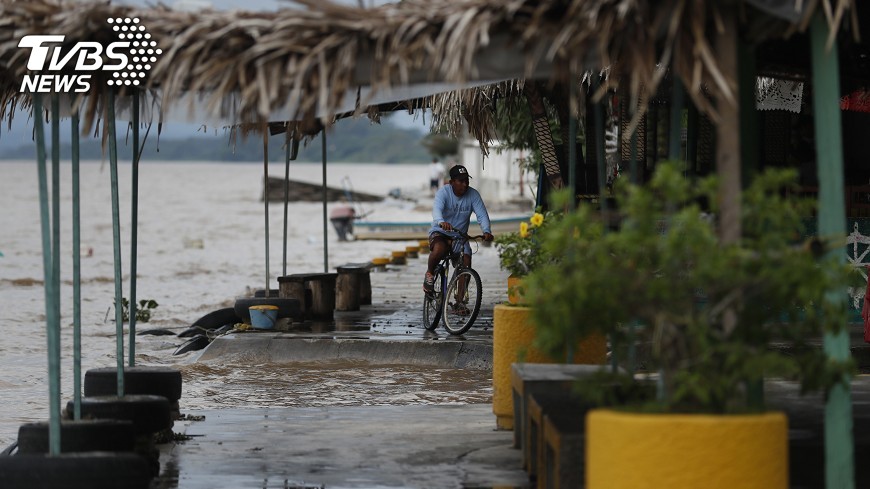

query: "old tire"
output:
0 452 152 489
253 288 279 297
70 395 171 435
84 366 182 402
17 419 136 454
190 307 239 331
173 334 210 355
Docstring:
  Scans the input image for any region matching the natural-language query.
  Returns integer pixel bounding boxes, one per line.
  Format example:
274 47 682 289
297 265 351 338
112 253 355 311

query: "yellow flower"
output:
520 221 530 238
530 213 544 227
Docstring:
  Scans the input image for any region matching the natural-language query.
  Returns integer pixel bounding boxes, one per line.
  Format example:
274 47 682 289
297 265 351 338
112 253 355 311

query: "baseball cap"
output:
449 165 472 179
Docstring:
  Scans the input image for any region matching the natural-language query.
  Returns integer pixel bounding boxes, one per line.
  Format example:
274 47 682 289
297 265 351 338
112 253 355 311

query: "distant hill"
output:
0 117 432 164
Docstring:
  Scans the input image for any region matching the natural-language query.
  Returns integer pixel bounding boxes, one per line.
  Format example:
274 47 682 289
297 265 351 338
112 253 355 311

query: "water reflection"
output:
177 360 492 411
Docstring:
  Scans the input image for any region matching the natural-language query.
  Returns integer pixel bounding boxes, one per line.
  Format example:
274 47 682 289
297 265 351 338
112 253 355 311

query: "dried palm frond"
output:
0 0 857 144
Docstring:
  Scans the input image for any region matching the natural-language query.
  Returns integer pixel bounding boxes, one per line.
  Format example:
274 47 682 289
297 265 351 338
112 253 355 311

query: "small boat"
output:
263 176 383 203
353 215 530 240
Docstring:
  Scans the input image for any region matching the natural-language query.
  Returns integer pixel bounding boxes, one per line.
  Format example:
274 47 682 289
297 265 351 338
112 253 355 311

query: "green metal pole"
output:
107 90 125 397
810 14 854 489
322 130 328 272
49 94 62 442
71 107 82 420
668 77 684 161
736 34 764 410
129 92 140 366
630 118 639 184
568 80 577 209
34 94 61 455
50 94 60 313
263 128 271 295
593 80 607 215
283 127 291 277
738 38 759 188
686 104 698 175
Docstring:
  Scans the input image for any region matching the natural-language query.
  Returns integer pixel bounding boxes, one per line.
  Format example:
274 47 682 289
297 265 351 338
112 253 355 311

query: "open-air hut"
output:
0 0 864 485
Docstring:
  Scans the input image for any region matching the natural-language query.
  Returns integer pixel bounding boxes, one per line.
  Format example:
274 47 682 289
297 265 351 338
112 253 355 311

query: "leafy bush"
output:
526 161 858 413
115 298 159 323
495 210 560 277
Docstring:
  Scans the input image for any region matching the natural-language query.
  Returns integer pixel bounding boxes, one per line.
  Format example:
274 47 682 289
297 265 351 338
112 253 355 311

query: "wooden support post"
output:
308 273 337 320
335 270 361 312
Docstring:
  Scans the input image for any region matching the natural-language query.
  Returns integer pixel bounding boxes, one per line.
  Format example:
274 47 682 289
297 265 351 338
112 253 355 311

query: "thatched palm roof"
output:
0 0 858 141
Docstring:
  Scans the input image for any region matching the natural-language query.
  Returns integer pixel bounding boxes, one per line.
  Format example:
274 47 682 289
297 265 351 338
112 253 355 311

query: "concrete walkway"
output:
195 241 509 368
152 243 524 489
151 241 870 488
155 405 530 489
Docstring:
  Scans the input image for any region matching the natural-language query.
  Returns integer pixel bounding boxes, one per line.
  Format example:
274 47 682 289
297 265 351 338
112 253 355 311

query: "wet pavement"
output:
151 243 525 488
155 405 530 489
148 242 870 488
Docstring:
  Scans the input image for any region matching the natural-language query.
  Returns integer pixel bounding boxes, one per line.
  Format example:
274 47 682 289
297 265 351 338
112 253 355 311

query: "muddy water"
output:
0 161 507 448
177 361 492 409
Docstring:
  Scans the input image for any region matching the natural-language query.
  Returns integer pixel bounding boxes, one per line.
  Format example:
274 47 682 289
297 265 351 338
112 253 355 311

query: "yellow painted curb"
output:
391 250 407 265
418 239 430 254
492 304 606 430
371 257 390 266
405 245 420 258
586 410 788 489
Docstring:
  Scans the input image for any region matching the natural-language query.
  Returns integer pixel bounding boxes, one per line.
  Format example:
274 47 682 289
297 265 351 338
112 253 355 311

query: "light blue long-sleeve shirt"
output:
429 184 491 237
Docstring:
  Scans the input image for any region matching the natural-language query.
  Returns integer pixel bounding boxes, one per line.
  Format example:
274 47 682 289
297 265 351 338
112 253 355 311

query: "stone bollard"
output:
418 239 430 254
371 257 389 272
391 250 407 265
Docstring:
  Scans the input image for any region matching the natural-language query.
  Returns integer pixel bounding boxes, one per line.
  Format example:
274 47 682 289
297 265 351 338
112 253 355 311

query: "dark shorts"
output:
429 232 449 250
429 231 471 254
430 179 440 189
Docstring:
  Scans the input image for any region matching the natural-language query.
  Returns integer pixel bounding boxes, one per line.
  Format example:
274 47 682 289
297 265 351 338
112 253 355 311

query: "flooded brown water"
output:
177 360 493 409
0 161 510 449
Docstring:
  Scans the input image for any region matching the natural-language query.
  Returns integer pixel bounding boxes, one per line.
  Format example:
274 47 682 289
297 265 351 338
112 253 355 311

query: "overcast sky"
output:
3 0 427 145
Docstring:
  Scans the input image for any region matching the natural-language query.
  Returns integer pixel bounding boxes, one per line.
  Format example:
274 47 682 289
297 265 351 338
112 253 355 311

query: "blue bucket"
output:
249 305 278 330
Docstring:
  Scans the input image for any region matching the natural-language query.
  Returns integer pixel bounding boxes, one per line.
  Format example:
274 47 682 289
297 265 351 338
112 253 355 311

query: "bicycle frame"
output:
424 230 484 335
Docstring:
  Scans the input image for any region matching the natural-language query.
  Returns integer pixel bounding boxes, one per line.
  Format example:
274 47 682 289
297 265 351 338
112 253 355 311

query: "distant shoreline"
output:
0 159 428 165
0 120 432 164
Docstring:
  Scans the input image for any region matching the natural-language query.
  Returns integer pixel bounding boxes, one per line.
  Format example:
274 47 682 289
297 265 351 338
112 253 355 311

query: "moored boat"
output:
353 215 530 240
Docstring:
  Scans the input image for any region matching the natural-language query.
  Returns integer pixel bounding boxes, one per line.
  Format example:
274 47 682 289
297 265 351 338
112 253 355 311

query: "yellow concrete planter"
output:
492 304 606 429
586 410 788 489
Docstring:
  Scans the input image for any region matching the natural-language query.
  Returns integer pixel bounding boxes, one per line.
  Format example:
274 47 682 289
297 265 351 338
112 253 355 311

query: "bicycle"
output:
423 231 484 335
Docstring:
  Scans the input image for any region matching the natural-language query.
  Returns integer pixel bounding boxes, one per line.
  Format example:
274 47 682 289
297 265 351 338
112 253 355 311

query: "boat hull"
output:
353 216 529 240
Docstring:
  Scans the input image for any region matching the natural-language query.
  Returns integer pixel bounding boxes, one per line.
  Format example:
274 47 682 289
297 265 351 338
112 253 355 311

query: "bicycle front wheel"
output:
423 271 445 331
442 268 482 335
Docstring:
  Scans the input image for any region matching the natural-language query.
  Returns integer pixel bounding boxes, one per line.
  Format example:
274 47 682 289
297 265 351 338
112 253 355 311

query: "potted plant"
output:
495 210 553 304
525 161 857 488
491 210 606 429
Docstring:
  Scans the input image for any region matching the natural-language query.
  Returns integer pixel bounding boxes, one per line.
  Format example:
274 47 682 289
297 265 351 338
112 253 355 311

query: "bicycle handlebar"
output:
441 230 490 241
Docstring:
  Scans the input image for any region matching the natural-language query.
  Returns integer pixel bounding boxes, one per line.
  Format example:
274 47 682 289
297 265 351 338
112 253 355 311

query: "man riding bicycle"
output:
423 164 494 294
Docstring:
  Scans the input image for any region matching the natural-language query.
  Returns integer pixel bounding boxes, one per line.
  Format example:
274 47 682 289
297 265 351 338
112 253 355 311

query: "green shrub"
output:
527 161 858 413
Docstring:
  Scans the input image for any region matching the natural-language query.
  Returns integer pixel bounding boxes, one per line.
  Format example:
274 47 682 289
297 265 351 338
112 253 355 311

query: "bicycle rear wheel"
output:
442 268 482 335
423 270 445 331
